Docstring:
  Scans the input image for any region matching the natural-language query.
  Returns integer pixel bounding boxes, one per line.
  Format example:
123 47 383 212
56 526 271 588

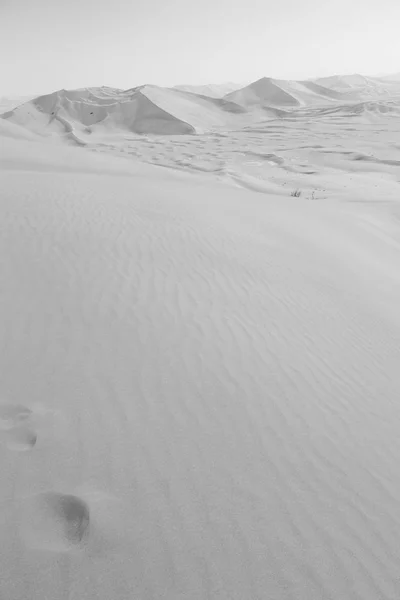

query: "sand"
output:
1 74 400 599
173 82 245 98
6 74 397 140
0 94 36 113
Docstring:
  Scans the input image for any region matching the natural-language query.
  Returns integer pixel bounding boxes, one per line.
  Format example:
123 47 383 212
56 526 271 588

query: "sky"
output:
1 0 400 95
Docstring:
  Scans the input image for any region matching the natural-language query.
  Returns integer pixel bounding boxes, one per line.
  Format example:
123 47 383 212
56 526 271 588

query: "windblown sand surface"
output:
1 74 400 599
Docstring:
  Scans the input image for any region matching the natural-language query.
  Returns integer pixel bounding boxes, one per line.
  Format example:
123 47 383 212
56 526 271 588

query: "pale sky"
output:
1 0 399 95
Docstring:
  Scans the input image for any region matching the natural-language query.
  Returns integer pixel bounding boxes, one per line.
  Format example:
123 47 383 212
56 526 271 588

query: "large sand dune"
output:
224 76 350 108
2 105 400 599
1 87 198 137
1 85 254 139
315 73 375 90
173 82 244 98
2 69 400 599
0 75 375 139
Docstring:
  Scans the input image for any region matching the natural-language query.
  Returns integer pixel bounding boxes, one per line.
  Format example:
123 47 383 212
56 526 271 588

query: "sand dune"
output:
1 87 198 137
315 73 374 90
1 85 250 138
3 74 400 141
306 98 400 123
315 74 400 99
224 76 348 108
225 77 301 107
173 82 245 98
1 117 400 599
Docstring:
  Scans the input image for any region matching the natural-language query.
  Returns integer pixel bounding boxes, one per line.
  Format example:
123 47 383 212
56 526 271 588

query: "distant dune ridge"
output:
1 72 400 137
173 82 245 98
1 85 249 139
315 74 374 90
0 95 36 113
224 77 349 108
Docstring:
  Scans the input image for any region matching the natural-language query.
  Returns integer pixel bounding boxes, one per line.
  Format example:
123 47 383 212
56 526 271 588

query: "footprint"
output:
19 491 90 553
19 489 132 556
4 425 37 452
0 402 64 451
0 403 32 431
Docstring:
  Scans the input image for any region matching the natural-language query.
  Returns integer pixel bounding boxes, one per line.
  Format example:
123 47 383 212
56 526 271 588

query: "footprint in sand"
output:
0 403 32 431
19 491 90 552
0 402 37 451
0 401 61 452
19 489 131 555
4 425 37 451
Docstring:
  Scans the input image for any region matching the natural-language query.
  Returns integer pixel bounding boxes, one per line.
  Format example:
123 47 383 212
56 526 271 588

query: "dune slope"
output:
1 85 249 138
225 76 349 108
1 136 400 599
